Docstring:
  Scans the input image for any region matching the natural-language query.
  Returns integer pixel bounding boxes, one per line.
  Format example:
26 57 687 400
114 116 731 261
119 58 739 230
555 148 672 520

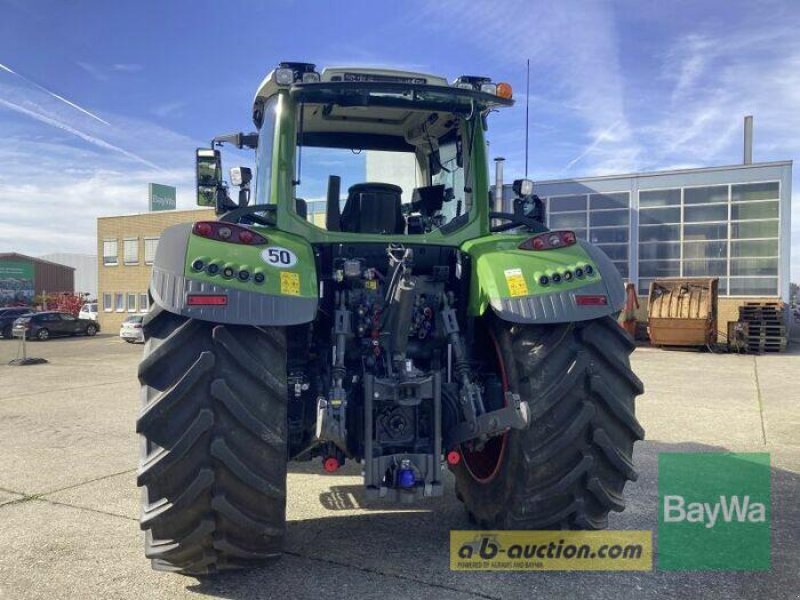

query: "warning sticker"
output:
280 272 301 296
504 268 529 297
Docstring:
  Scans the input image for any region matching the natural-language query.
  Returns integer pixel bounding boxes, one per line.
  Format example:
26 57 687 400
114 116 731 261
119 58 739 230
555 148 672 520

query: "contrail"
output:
0 61 111 126
0 98 161 171
564 119 622 171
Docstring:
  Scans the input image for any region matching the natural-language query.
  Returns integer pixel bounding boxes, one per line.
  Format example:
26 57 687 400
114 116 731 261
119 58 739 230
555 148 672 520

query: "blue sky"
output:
0 0 797 281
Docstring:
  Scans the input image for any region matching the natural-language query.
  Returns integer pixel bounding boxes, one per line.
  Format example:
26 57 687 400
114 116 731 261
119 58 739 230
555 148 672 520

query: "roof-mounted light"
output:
275 62 319 86
275 68 294 85
496 82 513 99
480 82 497 95
453 75 491 91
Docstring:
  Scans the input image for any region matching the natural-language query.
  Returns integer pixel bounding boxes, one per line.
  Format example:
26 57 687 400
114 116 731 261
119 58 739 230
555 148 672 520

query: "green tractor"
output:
137 62 644 574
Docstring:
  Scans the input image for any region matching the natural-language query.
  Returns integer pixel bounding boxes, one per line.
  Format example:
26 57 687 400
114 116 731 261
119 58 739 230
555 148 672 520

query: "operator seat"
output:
340 183 405 234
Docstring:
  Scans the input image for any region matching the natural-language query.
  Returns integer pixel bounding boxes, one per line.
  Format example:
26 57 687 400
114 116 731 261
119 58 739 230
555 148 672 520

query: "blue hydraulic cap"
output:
398 464 416 489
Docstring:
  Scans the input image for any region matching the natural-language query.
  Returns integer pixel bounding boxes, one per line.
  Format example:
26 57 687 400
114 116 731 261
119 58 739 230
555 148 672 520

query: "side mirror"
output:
196 148 222 207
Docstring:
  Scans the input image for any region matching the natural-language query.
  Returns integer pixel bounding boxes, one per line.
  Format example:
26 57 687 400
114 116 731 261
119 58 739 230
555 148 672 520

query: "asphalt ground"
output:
0 332 798 599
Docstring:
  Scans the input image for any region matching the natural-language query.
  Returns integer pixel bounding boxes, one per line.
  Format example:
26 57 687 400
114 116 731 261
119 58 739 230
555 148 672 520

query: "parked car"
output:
12 311 100 340
78 302 98 321
0 307 33 339
120 314 144 343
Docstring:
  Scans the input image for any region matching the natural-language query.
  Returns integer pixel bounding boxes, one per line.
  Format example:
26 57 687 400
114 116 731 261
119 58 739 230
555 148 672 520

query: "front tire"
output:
36 328 49 341
454 316 644 529
137 306 288 575
86 324 97 336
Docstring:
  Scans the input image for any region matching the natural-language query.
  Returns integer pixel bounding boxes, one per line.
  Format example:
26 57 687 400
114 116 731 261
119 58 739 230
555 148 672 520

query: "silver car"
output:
120 314 145 343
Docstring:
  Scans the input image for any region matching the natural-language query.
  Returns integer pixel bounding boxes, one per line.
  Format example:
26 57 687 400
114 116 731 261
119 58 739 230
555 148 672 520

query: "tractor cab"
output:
197 63 516 244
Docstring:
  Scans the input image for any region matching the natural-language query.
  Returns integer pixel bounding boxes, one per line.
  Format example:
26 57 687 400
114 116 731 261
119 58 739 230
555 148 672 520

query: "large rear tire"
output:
454 315 644 529
137 306 288 575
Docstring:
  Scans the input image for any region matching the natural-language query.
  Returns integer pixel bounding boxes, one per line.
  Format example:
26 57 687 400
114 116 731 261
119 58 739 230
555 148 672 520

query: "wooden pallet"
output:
742 323 786 336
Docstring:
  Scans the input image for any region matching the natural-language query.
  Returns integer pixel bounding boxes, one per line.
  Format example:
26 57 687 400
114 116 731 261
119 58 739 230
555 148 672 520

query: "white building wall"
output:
40 253 98 298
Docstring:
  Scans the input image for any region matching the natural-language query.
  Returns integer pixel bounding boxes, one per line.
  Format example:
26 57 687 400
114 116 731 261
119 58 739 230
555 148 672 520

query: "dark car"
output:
0 307 33 339
12 311 100 341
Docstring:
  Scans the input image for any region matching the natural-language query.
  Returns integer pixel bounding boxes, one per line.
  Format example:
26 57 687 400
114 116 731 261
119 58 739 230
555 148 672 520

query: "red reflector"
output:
186 294 228 306
194 222 213 237
323 457 340 473
575 295 608 306
519 230 577 251
446 450 461 466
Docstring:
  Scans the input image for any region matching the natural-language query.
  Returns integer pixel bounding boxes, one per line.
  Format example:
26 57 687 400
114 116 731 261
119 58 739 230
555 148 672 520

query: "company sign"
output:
149 183 176 212
658 452 770 570
0 260 34 305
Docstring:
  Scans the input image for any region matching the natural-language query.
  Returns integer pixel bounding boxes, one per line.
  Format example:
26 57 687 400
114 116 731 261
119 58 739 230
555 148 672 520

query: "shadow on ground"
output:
183 440 800 600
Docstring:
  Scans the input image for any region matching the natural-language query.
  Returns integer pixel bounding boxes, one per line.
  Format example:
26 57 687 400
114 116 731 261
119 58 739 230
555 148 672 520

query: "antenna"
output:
524 59 531 178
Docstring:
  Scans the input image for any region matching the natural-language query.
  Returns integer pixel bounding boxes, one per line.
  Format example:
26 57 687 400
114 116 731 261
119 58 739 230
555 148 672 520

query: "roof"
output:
96 207 213 221
0 253 76 270
532 160 792 186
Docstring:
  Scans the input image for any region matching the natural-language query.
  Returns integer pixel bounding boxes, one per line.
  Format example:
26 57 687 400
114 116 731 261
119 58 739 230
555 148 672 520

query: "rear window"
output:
124 315 144 323
83 304 97 312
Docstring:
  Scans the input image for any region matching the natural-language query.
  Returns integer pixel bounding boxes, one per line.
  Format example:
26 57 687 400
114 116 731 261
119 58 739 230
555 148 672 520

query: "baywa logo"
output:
658 453 771 571
663 494 767 528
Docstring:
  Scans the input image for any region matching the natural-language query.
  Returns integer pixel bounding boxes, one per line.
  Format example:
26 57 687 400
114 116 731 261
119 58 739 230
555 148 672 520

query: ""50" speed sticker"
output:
261 246 298 268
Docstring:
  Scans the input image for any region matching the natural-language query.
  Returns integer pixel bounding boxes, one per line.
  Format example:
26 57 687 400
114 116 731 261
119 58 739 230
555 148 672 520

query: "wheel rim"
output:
87 326 96 335
38 329 49 340
461 328 509 484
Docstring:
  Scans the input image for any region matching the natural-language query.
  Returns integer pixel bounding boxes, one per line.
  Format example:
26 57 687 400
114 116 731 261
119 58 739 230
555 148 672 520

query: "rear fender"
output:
461 236 624 324
149 223 318 325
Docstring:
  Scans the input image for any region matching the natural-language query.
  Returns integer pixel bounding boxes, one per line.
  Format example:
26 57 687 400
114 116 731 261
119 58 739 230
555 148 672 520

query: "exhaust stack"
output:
744 115 753 165
493 157 505 213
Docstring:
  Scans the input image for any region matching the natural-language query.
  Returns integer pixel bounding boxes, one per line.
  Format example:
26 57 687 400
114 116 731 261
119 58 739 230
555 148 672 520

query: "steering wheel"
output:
219 205 277 227
489 211 548 233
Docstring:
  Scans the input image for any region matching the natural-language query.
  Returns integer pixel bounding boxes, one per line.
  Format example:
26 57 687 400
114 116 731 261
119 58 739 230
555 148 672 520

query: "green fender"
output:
460 235 625 324
149 222 318 325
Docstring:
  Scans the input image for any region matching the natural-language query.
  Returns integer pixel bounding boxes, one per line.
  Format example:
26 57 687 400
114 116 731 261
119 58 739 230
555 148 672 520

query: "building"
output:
500 160 792 332
96 208 214 331
39 253 98 299
0 253 75 306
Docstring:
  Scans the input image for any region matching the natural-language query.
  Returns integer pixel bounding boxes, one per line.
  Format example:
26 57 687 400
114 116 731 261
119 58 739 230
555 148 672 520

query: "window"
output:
60 314 76 322
731 182 779 202
640 207 681 226
127 293 137 312
124 238 139 265
144 238 159 264
590 192 629 210
139 293 149 312
548 195 587 212
115 293 124 312
684 185 728 204
550 212 586 229
103 293 112 312
103 240 118 265
637 180 780 297
731 201 778 220
640 188 680 208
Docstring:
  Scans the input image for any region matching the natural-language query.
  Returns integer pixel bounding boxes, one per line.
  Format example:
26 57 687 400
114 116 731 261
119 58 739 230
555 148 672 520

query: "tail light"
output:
187 294 228 306
576 295 608 306
519 230 577 251
192 221 267 245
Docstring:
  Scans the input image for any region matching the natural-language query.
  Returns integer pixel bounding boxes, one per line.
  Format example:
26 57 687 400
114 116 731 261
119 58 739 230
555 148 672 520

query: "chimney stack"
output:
743 115 753 165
